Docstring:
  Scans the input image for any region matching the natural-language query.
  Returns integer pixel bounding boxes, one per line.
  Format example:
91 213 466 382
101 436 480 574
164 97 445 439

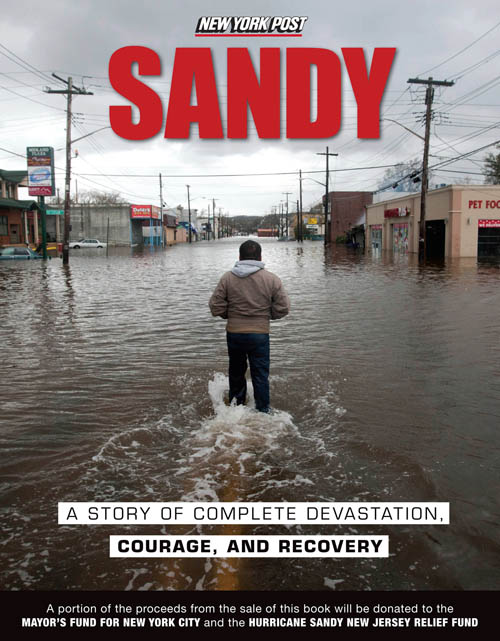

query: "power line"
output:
0 42 56 85
63 165 400 179
418 19 500 76
0 82 66 112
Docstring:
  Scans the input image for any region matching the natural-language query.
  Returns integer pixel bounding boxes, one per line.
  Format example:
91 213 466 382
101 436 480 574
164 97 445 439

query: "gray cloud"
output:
2 0 500 214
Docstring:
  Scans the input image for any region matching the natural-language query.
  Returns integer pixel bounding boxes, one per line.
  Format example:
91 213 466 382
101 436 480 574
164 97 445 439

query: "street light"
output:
381 118 425 142
55 126 111 151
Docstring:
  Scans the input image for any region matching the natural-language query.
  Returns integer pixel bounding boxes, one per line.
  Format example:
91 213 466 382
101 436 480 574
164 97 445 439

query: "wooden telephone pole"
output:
298 170 303 242
212 198 219 240
407 77 454 260
316 147 338 246
186 184 192 243
45 75 92 264
159 173 164 247
282 192 292 239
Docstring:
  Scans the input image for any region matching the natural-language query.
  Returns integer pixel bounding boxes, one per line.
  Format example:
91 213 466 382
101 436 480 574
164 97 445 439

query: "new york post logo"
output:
195 16 308 35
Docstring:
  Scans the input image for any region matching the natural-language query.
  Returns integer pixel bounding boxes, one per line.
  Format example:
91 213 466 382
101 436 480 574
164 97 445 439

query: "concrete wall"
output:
70 204 132 245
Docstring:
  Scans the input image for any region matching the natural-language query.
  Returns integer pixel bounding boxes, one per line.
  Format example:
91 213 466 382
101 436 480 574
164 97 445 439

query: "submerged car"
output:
69 239 106 249
0 246 43 260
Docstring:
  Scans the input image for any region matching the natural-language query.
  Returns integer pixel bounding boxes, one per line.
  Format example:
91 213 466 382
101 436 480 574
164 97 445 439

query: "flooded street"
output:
1 238 499 591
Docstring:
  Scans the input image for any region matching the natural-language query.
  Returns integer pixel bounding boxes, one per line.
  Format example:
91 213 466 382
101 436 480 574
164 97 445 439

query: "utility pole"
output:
297 200 300 242
45 75 93 265
316 147 338 246
282 192 292 239
159 173 164 247
186 184 192 243
218 208 222 239
39 196 47 260
299 170 303 242
407 77 454 261
212 198 219 240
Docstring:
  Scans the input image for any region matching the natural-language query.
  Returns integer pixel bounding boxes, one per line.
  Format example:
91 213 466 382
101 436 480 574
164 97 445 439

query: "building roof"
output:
0 197 39 211
0 169 28 184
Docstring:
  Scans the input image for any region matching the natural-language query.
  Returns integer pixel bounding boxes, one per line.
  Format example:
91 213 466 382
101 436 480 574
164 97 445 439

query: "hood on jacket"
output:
231 259 265 278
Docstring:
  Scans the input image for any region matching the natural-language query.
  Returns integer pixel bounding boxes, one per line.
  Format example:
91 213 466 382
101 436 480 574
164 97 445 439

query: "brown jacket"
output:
209 262 290 333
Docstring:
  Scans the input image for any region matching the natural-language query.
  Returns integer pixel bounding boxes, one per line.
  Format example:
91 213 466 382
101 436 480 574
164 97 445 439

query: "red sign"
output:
28 185 53 196
130 205 160 220
384 207 410 218
478 219 500 228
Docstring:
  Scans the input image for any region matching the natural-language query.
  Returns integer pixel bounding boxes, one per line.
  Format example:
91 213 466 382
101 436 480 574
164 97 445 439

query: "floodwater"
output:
1 239 499 591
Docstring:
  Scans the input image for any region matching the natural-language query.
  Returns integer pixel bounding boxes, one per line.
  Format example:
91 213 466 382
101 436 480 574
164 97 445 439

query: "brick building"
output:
325 191 373 243
0 169 40 246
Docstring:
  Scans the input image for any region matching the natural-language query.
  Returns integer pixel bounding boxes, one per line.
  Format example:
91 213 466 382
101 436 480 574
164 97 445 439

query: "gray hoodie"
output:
231 259 265 277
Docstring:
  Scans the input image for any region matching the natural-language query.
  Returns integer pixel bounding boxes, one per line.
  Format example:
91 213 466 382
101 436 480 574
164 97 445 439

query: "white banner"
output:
59 502 449 525
109 535 389 558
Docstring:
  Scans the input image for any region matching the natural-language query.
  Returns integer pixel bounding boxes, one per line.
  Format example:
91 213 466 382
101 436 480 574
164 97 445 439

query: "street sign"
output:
46 209 64 216
27 147 55 196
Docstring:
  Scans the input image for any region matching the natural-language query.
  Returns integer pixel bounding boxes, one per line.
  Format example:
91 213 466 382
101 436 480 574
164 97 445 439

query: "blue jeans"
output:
226 332 270 412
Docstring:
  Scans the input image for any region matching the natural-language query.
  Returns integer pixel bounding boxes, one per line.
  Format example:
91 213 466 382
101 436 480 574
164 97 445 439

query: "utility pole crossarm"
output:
407 77 455 87
46 73 94 95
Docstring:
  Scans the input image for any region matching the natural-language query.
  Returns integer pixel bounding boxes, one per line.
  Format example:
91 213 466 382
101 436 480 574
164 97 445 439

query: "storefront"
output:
130 204 162 246
370 224 382 252
365 185 500 259
0 199 40 246
164 213 178 245
478 219 500 258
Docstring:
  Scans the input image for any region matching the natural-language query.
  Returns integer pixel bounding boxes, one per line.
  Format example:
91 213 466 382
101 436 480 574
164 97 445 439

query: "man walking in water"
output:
209 240 290 413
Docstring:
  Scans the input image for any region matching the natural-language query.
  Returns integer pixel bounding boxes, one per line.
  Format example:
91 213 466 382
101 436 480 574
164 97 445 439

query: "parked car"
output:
0 246 43 260
69 239 106 249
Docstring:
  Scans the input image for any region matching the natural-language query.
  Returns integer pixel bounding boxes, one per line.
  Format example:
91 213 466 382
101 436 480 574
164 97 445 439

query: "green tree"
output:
484 146 500 184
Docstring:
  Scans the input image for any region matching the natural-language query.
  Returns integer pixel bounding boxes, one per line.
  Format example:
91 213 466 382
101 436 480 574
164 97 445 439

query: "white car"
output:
69 239 106 249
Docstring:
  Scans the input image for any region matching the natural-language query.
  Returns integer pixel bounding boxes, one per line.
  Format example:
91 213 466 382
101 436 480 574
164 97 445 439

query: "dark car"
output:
0 246 43 260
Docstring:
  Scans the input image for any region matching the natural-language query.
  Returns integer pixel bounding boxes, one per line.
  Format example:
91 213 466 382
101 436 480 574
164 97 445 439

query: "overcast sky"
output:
1 0 500 216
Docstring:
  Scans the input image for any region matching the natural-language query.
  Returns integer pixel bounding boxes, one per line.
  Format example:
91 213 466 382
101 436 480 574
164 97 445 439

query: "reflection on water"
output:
0 239 499 590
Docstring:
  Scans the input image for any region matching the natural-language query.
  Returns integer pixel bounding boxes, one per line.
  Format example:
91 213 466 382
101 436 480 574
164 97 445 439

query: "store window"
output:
393 223 409 253
370 225 382 251
478 220 500 257
0 215 8 236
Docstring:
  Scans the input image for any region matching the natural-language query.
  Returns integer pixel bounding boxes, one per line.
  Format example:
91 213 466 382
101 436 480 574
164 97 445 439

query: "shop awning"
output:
0 170 28 184
0 197 39 211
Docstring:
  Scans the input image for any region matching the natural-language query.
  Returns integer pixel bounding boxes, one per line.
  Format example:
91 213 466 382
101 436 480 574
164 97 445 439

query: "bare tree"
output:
484 146 500 184
76 190 128 205
378 159 429 192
